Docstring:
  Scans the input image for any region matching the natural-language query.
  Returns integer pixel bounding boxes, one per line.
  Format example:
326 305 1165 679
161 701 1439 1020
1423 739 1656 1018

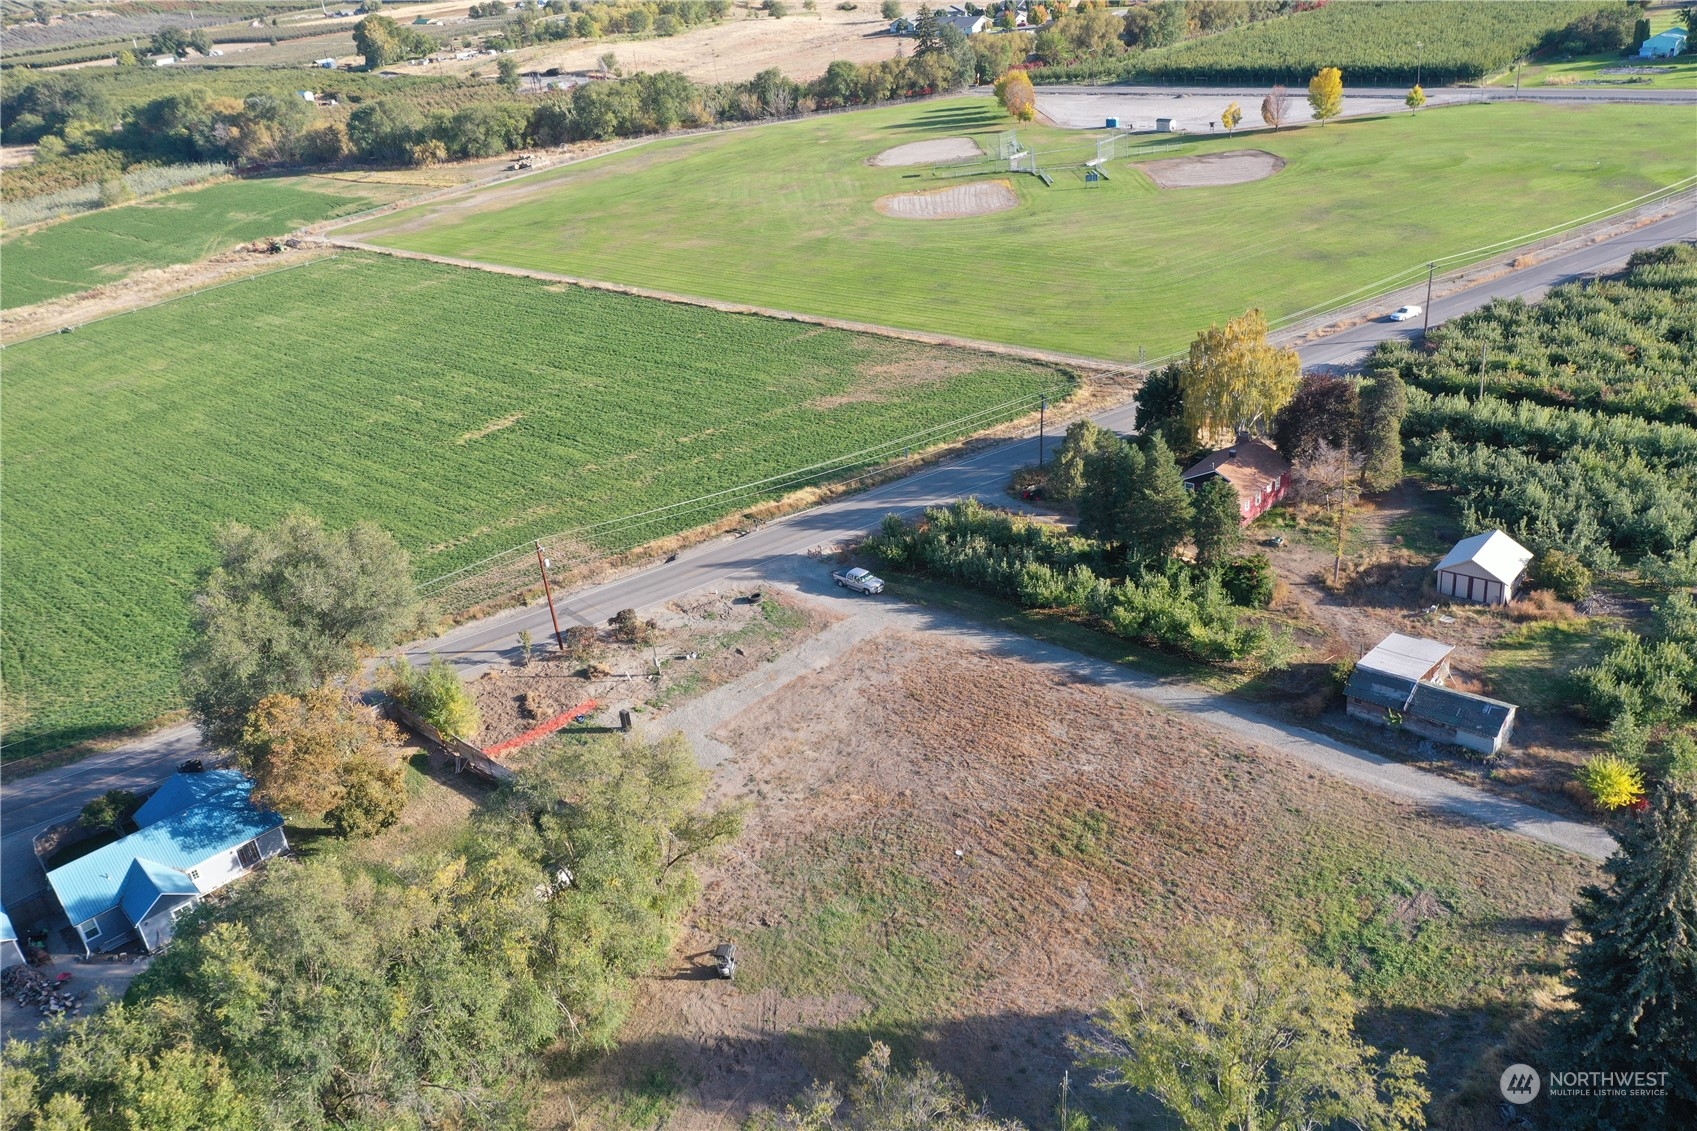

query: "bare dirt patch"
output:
875 179 1017 220
471 7 903 86
0 246 335 343
544 626 1596 1131
1135 149 1285 189
868 136 985 167
464 590 834 752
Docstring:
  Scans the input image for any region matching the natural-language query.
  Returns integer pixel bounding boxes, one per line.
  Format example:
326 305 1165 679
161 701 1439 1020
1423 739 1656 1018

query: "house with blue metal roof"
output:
1 909 23 969
46 769 287 954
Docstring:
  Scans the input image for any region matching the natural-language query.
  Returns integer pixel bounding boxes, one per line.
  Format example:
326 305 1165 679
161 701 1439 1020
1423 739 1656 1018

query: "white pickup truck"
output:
831 567 885 595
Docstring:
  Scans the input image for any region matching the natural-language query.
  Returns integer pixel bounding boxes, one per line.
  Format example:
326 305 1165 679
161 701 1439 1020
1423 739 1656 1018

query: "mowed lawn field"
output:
0 177 374 309
0 252 1065 757
346 98 1697 361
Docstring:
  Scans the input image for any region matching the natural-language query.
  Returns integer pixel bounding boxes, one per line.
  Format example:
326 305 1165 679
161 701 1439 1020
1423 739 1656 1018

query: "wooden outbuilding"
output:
1345 631 1516 756
1433 530 1533 606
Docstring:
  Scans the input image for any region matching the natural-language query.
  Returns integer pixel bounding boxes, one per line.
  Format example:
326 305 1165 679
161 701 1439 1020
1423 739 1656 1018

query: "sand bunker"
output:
875 179 1018 220
1137 149 1286 188
870 137 985 167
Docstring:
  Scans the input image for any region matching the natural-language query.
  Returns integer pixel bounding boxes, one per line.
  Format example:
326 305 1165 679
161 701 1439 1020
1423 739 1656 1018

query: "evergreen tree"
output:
1078 439 1142 547
1191 478 1243 566
1125 434 1193 562
1133 362 1189 454
1050 420 1119 503
1358 372 1407 492
1556 786 1697 1129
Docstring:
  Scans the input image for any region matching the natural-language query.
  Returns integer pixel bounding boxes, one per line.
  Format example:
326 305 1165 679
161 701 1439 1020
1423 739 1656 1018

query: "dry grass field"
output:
544 627 1597 1130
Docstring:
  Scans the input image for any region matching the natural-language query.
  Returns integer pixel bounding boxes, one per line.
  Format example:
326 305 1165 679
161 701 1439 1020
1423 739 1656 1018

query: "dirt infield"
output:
875 179 1017 220
1135 149 1286 189
869 136 985 167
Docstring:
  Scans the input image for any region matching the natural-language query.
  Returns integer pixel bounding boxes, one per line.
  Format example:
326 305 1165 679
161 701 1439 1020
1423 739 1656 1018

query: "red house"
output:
1179 437 1291 525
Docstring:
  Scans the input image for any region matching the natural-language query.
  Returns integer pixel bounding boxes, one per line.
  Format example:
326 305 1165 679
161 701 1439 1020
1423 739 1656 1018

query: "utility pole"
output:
1415 40 1422 89
1478 343 1489 399
1421 262 1435 337
1038 395 1047 465
534 541 565 652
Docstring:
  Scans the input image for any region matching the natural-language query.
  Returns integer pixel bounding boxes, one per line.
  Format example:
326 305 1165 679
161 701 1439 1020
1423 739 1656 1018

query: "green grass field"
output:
0 177 373 309
1490 10 1697 90
0 252 1065 758
347 98 1696 362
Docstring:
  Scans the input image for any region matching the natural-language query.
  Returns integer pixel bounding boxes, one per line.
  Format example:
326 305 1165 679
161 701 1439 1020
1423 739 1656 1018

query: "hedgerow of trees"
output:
2 26 1007 187
868 497 1284 667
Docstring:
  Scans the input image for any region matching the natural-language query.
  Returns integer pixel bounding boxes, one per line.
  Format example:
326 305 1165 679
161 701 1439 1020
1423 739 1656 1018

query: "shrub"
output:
609 608 656 645
1664 732 1697 790
80 789 141 832
563 624 601 660
1577 754 1646 810
385 655 482 742
1528 548 1593 601
96 176 133 207
1572 635 1696 725
1219 554 1275 609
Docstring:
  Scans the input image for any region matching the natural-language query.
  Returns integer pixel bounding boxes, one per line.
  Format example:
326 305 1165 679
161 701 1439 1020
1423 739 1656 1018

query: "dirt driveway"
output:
536 556 1605 1130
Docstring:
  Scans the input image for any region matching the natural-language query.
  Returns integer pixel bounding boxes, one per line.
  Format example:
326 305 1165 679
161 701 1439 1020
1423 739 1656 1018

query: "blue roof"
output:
117 858 200 925
48 772 281 927
0 910 15 943
133 769 253 826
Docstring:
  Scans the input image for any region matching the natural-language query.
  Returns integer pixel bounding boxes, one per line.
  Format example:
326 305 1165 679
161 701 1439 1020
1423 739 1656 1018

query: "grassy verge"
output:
346 98 1697 362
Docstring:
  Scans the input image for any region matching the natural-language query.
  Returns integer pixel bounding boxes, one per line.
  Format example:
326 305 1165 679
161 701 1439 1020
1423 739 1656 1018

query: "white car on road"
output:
832 567 885 595
1388 304 1423 322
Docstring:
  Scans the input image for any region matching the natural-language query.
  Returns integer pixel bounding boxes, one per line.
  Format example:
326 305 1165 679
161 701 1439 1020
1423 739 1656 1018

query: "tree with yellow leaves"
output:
994 69 1037 121
1221 101 1242 133
1308 66 1343 122
237 683 407 837
1179 308 1301 448
1405 83 1426 113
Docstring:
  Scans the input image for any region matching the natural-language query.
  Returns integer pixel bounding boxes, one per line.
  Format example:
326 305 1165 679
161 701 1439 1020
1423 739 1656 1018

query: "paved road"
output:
9 205 1681 905
1299 206 1697 371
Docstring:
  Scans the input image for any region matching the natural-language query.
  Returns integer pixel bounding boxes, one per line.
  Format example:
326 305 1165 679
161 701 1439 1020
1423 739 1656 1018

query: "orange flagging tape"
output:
482 699 599 758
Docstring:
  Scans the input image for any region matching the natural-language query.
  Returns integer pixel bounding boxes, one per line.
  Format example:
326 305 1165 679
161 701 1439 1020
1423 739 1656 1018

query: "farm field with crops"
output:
343 97 1697 363
1134 0 1607 85
1 177 376 309
0 252 1067 759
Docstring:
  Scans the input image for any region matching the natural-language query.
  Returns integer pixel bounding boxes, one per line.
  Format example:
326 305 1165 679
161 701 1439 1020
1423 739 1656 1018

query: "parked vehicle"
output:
832 567 885 595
